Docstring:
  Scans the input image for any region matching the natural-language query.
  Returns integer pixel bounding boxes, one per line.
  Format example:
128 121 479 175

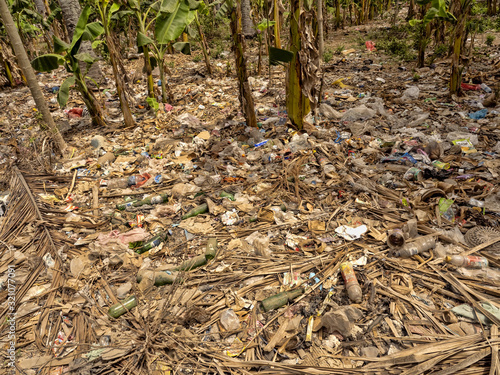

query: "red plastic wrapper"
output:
65 108 83 118
460 83 480 91
365 41 376 52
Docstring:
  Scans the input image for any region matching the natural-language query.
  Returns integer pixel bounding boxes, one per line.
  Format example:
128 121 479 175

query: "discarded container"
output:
387 229 406 249
340 262 362 303
108 296 137 318
173 255 207 271
393 236 436 258
468 198 485 208
128 173 152 188
135 233 166 254
220 191 235 201
261 287 305 312
480 83 492 93
105 177 130 189
136 269 182 286
205 238 218 260
445 255 489 269
403 167 424 181
181 203 208 220
132 193 169 208
116 199 139 211
432 160 450 170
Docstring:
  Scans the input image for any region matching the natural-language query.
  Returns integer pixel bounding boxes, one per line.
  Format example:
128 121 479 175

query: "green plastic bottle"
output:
108 295 137 318
135 233 166 254
132 193 169 207
181 203 208 220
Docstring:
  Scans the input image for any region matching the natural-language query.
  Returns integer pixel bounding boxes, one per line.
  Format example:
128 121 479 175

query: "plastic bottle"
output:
481 83 492 93
108 295 137 318
340 262 362 303
468 198 485 208
387 229 405 249
181 203 208 220
220 191 235 201
132 194 169 208
393 236 436 258
128 173 151 188
316 153 336 176
116 199 138 211
106 177 130 189
445 255 489 269
135 233 166 254
404 167 424 182
260 288 305 312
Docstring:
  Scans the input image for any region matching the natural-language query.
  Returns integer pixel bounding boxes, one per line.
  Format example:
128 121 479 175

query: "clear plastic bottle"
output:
445 255 488 269
105 177 129 189
480 83 492 93
393 236 436 258
340 262 362 303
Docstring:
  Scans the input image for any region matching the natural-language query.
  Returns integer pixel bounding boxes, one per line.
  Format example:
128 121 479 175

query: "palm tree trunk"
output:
241 0 255 37
0 0 67 153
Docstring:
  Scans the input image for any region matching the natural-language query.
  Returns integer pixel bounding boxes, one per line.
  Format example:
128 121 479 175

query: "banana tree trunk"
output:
273 0 281 48
230 0 257 127
143 45 155 98
158 54 174 103
195 14 212 75
0 0 67 153
407 0 416 20
335 0 341 29
0 44 15 87
286 0 310 130
106 34 135 128
449 0 470 96
75 69 107 127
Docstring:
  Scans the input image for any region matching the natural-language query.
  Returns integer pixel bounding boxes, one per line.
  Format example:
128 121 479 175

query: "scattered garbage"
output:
2 18 500 375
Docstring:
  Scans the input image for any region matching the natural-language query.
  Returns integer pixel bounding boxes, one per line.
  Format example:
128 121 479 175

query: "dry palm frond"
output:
0 167 93 357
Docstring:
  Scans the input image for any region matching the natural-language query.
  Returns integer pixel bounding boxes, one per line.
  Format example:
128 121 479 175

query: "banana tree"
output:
127 0 157 99
286 0 320 129
94 0 135 128
137 0 197 105
193 3 212 75
256 19 275 75
449 0 472 95
409 0 455 70
229 0 257 127
31 5 107 126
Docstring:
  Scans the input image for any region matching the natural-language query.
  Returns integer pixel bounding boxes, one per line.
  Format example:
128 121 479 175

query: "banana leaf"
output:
155 0 190 44
269 47 294 66
31 54 63 72
57 76 76 107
